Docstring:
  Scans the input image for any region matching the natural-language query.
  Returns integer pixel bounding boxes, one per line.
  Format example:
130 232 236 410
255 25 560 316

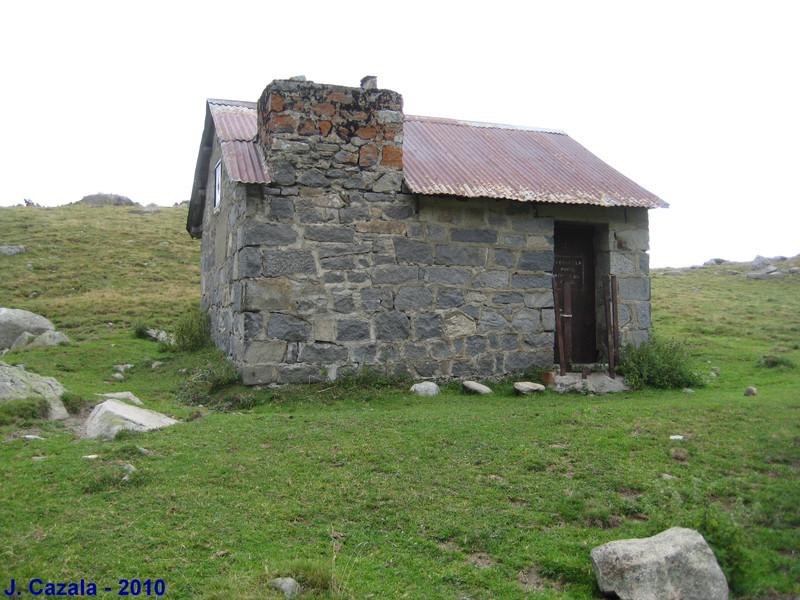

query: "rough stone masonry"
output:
199 79 652 385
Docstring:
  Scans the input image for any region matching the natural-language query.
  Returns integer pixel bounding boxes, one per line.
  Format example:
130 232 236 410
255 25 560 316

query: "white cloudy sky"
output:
2 0 798 268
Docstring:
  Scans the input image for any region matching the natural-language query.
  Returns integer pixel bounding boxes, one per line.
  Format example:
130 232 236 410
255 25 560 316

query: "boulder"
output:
0 245 26 256
747 257 783 279
590 527 728 600
28 330 72 347
411 382 440 396
703 258 727 266
751 255 773 271
462 380 492 394
514 382 546 394
0 308 55 350
746 270 783 280
9 331 35 351
0 360 68 420
85 399 178 439
95 391 144 406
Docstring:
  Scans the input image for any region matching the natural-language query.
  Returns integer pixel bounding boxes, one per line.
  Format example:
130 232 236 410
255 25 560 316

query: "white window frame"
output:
213 160 222 211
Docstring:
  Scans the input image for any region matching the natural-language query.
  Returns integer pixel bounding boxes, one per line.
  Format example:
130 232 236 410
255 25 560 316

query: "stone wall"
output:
199 79 652 385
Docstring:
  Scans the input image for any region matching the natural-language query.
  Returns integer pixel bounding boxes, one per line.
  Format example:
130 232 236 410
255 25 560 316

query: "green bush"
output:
130 318 149 339
618 333 704 389
757 355 796 369
173 305 211 352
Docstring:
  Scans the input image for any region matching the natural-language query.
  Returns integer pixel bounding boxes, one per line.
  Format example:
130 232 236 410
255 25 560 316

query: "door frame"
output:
553 223 598 365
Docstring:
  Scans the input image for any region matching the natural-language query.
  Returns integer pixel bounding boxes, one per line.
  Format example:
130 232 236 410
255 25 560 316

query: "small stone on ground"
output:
271 577 300 599
462 380 492 394
514 382 546 394
411 382 440 396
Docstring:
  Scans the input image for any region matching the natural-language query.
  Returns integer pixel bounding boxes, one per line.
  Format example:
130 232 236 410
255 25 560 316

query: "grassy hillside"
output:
0 204 201 332
0 204 798 599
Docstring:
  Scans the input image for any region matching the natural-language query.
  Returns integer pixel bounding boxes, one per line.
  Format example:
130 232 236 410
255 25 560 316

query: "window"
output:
214 160 222 210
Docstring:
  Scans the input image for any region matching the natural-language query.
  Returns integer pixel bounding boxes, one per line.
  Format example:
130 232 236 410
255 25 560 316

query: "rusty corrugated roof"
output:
208 99 269 184
402 115 666 208
201 100 665 207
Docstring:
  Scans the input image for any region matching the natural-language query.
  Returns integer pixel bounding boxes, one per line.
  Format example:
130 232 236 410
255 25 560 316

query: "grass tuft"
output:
0 397 49 425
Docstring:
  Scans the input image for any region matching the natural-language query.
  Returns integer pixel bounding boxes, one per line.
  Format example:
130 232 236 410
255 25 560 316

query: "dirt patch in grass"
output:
466 552 493 569
517 565 563 592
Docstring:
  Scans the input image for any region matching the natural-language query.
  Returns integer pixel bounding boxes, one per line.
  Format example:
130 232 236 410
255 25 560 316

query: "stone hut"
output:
187 77 667 385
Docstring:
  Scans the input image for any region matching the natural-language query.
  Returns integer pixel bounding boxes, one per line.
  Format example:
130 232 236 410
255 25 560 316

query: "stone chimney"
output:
257 78 404 194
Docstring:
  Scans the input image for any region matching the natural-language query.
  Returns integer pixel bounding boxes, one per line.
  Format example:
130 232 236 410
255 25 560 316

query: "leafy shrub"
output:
130 318 149 339
757 355 796 369
173 305 211 352
618 334 704 389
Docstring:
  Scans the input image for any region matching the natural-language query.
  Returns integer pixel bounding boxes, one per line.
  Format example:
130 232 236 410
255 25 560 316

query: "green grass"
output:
1 205 798 598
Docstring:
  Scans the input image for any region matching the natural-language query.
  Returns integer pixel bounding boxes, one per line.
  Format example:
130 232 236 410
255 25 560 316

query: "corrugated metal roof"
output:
208 99 268 184
402 116 667 208
201 100 665 208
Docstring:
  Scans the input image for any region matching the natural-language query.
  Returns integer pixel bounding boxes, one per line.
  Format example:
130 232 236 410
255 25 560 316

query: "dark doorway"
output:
553 224 597 364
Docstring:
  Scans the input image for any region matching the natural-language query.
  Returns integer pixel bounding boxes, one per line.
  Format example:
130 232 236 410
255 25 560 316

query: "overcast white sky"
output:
2 0 798 268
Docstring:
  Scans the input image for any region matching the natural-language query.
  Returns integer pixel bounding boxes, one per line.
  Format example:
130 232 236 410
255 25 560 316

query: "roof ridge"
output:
405 114 567 135
208 98 257 109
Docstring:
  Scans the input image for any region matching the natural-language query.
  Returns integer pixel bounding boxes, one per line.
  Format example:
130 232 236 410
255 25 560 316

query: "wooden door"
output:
554 224 597 364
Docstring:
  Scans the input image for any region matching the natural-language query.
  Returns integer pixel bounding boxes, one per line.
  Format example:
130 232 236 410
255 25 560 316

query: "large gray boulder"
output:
590 527 728 600
85 399 178 439
747 256 783 280
0 360 68 420
0 308 55 350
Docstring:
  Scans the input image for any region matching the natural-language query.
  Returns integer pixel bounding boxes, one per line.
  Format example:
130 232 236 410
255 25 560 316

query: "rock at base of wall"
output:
514 382 546 394
590 527 728 600
85 399 179 439
551 373 629 394
462 380 492 394
0 360 69 420
411 382 440 396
